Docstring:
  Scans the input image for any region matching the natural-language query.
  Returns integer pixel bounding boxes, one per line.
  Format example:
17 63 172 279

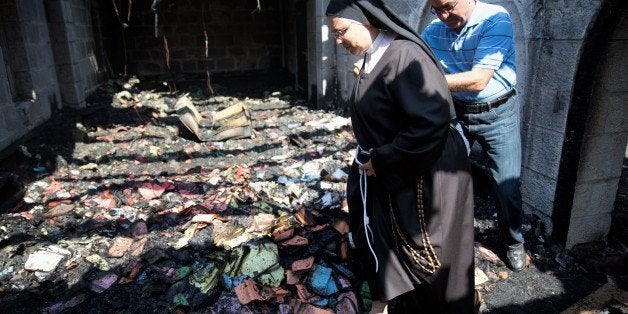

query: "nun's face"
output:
328 16 376 55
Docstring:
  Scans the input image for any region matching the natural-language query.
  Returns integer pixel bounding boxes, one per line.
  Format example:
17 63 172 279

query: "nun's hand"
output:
359 161 376 177
353 59 363 77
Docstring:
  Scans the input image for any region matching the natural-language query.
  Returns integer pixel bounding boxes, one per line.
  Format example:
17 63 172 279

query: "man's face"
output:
430 0 472 30
328 16 373 56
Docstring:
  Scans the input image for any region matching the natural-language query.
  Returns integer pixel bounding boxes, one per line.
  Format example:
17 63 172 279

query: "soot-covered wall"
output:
102 0 283 76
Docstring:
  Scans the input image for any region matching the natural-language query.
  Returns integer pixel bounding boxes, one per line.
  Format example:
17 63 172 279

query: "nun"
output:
326 0 475 312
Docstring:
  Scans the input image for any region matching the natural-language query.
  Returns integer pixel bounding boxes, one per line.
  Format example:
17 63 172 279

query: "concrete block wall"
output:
519 0 603 232
0 19 15 151
566 10 628 247
315 0 341 108
0 0 103 151
47 0 101 108
318 0 363 109
17 0 61 113
122 0 283 75
0 1 34 101
0 47 14 150
0 47 10 105
0 0 59 152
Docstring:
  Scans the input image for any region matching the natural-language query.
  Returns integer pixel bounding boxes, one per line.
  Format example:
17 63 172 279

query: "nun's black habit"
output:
327 0 475 312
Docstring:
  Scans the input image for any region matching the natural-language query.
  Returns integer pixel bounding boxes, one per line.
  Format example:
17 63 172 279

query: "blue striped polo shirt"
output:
422 1 516 103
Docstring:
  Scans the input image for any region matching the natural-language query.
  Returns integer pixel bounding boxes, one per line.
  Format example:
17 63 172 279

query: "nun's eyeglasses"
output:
332 22 354 39
430 0 459 15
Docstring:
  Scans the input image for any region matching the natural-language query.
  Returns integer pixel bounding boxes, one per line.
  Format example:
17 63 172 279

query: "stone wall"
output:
564 5 627 247
47 0 102 107
0 43 12 150
0 41 10 106
0 0 102 152
517 0 603 232
118 0 283 75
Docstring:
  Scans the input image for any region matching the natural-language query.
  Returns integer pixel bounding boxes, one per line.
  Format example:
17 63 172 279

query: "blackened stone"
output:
164 213 179 226
164 280 189 301
189 226 213 251
171 249 193 264
189 288 219 309
0 174 25 214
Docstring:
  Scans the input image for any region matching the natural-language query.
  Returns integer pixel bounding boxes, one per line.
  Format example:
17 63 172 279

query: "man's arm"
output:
445 67 495 92
444 10 514 93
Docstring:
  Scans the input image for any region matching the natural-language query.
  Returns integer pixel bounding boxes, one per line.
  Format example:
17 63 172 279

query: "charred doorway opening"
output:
91 0 126 78
294 0 308 99
0 1 33 103
92 0 307 100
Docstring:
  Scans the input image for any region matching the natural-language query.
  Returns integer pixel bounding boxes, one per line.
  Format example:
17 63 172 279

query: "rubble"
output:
24 246 71 272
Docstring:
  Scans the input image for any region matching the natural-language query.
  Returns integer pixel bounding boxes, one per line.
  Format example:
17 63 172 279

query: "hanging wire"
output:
163 36 170 71
112 0 120 17
163 36 177 93
202 1 215 95
127 0 133 22
151 0 162 38
111 0 128 76
251 0 261 14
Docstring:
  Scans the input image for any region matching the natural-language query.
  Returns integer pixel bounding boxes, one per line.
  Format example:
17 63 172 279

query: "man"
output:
422 0 526 271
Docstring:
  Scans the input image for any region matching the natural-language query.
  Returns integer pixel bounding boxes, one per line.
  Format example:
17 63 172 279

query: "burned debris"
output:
0 75 361 312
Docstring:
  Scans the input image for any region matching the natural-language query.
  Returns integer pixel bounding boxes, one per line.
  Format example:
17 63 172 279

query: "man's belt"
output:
453 89 516 114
